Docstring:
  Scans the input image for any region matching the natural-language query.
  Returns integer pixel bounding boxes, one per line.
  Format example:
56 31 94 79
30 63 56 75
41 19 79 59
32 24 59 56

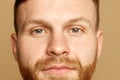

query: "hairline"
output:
14 0 99 34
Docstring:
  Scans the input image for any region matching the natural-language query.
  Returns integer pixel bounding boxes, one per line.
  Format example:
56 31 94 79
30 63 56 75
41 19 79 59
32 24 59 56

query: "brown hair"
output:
14 0 99 33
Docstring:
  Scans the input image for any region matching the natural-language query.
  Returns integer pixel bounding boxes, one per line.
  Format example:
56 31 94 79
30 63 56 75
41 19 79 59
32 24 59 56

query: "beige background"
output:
0 0 120 80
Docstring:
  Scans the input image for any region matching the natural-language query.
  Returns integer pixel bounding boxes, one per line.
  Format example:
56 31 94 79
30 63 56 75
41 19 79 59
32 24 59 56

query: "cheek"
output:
69 36 97 66
17 37 47 68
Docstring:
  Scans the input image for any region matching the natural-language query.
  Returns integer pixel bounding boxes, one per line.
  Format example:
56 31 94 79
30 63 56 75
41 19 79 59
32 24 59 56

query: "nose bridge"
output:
47 31 69 56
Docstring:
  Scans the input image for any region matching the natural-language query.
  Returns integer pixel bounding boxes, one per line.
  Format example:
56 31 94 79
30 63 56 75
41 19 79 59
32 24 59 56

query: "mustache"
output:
34 57 83 73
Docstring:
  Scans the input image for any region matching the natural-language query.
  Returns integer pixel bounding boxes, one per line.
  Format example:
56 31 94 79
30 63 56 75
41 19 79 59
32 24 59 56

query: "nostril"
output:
63 51 69 55
47 50 69 56
49 51 58 56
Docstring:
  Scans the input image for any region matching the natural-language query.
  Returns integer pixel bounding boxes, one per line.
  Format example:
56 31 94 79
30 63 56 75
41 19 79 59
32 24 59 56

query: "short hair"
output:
14 0 99 34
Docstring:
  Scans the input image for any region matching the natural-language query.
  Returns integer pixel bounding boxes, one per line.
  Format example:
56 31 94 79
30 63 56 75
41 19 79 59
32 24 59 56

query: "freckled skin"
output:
11 0 103 80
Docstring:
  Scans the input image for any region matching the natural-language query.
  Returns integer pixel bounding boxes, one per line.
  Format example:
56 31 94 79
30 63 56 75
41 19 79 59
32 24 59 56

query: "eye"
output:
71 28 81 33
68 25 85 36
33 29 44 34
69 27 84 34
31 28 47 37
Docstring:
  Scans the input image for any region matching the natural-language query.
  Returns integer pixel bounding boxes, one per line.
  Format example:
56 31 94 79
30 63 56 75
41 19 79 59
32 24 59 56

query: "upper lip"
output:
42 64 74 71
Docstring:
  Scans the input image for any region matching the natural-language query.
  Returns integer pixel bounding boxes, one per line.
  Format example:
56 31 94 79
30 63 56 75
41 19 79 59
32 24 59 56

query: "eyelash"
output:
69 25 84 33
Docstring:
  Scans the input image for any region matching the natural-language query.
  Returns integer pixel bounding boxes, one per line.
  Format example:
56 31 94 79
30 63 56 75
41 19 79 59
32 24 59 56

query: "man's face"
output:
11 0 103 80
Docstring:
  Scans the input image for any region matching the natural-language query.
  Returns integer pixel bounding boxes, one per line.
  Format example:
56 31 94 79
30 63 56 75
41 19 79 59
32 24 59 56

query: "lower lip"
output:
42 68 73 75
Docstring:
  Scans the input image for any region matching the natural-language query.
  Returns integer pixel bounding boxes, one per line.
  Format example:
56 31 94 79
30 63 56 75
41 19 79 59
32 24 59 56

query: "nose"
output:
46 34 70 57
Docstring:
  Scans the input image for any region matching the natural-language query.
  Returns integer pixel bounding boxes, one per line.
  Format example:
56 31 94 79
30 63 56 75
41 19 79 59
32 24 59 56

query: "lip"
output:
42 64 74 75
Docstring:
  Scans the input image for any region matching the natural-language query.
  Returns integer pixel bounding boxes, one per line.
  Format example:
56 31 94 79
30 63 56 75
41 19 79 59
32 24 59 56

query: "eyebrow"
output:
66 17 92 26
22 17 92 30
22 19 52 30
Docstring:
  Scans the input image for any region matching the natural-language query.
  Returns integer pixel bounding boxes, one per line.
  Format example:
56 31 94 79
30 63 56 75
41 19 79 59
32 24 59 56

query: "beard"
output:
18 56 97 80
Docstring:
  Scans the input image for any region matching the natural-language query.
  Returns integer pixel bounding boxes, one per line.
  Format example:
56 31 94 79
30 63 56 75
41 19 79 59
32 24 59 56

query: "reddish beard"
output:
18 56 97 80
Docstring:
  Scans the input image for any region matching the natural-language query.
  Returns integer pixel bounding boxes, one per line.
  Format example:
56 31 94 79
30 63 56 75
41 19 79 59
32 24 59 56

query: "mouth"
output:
42 64 75 75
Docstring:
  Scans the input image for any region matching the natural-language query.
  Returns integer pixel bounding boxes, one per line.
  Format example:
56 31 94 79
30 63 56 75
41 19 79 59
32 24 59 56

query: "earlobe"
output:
11 33 18 61
97 30 103 58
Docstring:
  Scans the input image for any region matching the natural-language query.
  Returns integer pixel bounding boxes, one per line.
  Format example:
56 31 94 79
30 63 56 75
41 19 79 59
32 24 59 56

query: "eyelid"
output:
68 24 85 32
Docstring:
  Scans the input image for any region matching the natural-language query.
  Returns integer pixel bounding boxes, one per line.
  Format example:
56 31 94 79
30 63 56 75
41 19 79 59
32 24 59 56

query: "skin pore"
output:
11 0 103 80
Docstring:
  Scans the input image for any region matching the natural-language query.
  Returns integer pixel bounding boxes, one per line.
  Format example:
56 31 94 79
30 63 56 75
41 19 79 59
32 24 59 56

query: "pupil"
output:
72 28 79 33
35 29 42 33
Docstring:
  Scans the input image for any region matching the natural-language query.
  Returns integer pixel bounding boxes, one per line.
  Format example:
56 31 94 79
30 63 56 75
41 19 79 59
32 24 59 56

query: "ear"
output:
11 33 18 61
96 30 103 58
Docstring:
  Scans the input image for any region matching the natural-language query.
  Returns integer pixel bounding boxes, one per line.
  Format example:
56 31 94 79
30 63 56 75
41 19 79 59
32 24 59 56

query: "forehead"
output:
17 0 96 28
20 0 95 9
17 0 95 14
